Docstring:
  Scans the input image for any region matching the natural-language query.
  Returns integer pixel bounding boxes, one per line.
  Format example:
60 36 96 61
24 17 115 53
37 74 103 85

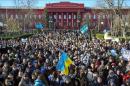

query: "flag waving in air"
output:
35 22 44 29
56 51 73 75
80 24 88 34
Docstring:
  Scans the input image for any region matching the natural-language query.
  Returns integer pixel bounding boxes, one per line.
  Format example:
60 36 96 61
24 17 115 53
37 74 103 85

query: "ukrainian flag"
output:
56 51 73 75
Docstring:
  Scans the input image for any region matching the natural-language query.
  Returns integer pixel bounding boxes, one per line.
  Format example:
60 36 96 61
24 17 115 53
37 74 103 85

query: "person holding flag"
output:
56 49 74 75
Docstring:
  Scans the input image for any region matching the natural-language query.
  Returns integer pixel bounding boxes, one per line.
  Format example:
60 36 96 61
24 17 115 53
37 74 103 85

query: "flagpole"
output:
76 21 80 64
89 29 92 41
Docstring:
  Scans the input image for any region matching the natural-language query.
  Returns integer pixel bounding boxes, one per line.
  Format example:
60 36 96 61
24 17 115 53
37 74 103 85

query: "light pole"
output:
77 20 80 30
49 20 53 30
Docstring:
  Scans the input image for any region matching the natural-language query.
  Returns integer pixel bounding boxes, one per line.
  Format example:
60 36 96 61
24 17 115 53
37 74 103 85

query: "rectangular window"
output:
74 15 76 19
103 15 105 19
93 14 96 19
126 15 128 19
64 21 67 26
54 15 56 19
98 15 100 19
1 14 4 19
89 15 91 19
34 15 37 19
69 15 71 19
74 22 77 27
5 14 8 19
49 15 52 19
10 15 13 19
68 22 71 26
39 15 41 19
59 15 61 19
15 14 18 19
64 14 66 19
30 15 32 19
25 14 27 18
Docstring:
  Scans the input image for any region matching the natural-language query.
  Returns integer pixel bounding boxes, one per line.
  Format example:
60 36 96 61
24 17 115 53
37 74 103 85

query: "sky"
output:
0 0 130 8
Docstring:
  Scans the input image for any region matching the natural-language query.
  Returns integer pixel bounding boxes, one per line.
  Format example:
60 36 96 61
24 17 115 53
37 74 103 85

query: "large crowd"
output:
0 31 130 86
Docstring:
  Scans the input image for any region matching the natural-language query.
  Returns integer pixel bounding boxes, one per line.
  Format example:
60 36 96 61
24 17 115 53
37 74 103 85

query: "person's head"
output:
5 78 14 86
109 57 113 63
32 74 36 81
3 62 9 68
109 70 114 75
28 62 32 68
116 69 121 75
97 76 102 84
88 67 92 72
5 74 14 86
34 61 39 68
101 60 104 65
109 81 116 86
23 73 29 81
126 79 130 86
90 63 95 69
34 69 40 77
22 58 27 64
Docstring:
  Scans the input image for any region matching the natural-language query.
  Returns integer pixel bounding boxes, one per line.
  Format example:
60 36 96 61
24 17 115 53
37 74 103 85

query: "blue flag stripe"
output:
56 52 68 71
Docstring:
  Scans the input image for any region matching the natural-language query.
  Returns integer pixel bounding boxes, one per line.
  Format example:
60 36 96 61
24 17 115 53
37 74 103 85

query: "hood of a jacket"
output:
34 79 44 86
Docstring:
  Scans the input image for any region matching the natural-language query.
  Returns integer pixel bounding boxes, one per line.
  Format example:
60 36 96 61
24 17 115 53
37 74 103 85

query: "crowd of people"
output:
0 30 130 86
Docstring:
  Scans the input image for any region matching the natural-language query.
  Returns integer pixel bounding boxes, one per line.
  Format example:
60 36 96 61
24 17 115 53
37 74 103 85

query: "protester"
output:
0 30 130 86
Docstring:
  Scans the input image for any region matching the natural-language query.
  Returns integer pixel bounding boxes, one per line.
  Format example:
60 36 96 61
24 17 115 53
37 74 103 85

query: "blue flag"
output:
35 23 44 29
80 24 88 34
56 51 73 75
56 52 68 71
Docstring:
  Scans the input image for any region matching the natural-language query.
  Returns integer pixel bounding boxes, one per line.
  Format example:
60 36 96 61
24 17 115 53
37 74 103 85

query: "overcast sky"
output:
0 0 130 8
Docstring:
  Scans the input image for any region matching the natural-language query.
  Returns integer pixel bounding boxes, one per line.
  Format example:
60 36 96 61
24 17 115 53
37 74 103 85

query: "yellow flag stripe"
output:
62 57 73 75
62 66 69 75
65 57 73 67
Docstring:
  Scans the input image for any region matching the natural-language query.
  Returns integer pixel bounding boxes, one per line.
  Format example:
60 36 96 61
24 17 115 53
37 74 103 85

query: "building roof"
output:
46 2 84 9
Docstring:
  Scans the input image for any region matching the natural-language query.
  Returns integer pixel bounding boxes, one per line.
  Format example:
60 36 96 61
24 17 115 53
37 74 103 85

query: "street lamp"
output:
100 21 104 32
101 21 104 25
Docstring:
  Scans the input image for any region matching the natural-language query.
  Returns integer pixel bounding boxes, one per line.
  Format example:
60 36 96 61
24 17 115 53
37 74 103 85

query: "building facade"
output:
45 2 85 30
0 2 130 30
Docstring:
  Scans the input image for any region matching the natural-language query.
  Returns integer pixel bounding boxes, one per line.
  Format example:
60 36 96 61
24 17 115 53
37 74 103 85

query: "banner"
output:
121 48 130 61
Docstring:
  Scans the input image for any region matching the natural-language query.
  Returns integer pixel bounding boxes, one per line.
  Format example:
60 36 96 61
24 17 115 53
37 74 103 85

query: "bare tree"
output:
97 0 129 37
14 0 36 31
6 18 20 32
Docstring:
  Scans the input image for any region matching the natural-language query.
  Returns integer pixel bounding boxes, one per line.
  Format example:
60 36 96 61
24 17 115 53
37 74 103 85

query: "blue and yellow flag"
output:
56 52 73 75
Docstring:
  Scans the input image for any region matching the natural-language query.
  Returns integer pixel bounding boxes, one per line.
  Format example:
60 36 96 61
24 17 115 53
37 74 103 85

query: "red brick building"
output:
0 2 130 30
45 2 85 30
